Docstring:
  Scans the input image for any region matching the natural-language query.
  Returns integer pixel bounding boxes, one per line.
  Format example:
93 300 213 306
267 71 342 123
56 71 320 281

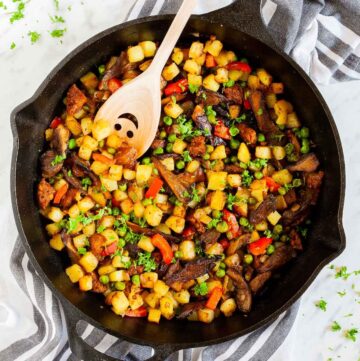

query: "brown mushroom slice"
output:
196 88 229 106
257 245 295 273
126 221 180 243
249 271 272 294
61 230 80 264
177 302 205 319
287 153 319 173
40 150 63 178
224 84 243 104
249 194 276 224
51 124 70 156
227 268 252 313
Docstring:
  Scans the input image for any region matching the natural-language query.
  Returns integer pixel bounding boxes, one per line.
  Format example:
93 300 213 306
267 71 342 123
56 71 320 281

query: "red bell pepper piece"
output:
226 61 252 73
243 99 251 110
223 209 240 240
214 120 231 140
248 237 273 256
205 54 217 68
205 287 223 310
108 78 123 93
53 183 69 204
101 242 117 257
151 234 174 264
164 78 188 96
50 116 62 129
182 226 196 238
219 239 230 250
112 198 121 208
92 153 115 165
265 176 281 193
125 306 148 318
145 177 163 199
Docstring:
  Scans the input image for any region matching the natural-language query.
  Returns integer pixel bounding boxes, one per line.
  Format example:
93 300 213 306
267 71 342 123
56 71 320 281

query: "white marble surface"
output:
0 1 360 360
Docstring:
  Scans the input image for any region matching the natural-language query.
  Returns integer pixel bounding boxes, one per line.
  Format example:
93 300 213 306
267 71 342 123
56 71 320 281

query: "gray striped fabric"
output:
3 0 360 360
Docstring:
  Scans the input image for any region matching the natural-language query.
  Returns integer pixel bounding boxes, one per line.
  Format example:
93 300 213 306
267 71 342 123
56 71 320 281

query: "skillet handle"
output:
61 299 180 361
201 0 276 46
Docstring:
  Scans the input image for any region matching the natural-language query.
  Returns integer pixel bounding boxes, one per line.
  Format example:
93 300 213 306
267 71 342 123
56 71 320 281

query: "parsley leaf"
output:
28 31 41 44
227 193 239 210
81 177 92 189
337 290 346 297
54 0 59 10
10 1 25 24
50 28 66 38
241 170 253 187
335 266 351 280
331 321 341 332
182 150 192 162
194 282 208 296
190 186 201 203
316 299 327 311
77 247 87 255
248 158 268 170
10 42 16 49
189 84 199 94
195 241 204 256
223 79 235 88
177 115 202 139
205 105 216 118
51 154 66 166
50 15 65 23
136 252 157 272
345 328 358 342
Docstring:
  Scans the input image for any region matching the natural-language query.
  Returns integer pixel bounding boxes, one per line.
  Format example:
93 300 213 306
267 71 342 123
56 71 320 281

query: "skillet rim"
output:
10 14 346 349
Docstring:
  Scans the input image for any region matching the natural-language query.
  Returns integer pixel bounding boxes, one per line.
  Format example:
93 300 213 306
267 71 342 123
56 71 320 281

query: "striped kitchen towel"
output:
1 1 359 361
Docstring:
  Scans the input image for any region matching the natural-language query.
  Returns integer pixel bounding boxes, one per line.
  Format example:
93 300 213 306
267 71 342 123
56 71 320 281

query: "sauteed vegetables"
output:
37 35 324 324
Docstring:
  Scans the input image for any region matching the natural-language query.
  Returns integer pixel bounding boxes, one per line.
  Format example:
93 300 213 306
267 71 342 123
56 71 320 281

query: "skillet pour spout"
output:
10 0 345 359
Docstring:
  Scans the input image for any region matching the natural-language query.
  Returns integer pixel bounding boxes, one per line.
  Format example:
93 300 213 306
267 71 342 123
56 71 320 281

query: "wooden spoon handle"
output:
148 0 197 74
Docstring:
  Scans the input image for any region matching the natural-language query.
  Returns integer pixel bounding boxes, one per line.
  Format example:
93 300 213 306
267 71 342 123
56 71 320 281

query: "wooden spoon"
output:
94 0 197 157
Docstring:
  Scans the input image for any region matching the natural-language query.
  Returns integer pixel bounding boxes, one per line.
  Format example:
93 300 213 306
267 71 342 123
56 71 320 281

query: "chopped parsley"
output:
316 299 327 311
67 169 72 177
208 217 221 229
50 15 65 23
205 105 216 118
182 150 192 162
345 328 358 342
337 290 346 297
248 158 268 170
194 282 208 296
177 115 202 139
136 252 157 272
241 170 253 187
335 266 351 280
28 31 41 44
54 0 59 10
223 79 235 88
195 241 204 256
331 321 341 332
97 225 106 233
227 193 239 210
190 186 201 203
10 1 25 24
50 28 66 38
189 84 199 94
77 247 87 255
10 42 16 50
81 177 92 189
51 154 66 166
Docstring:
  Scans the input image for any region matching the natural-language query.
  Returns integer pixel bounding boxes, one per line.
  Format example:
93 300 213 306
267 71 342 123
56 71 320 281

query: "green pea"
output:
131 275 140 286
230 138 240 149
231 155 238 163
159 130 167 139
119 183 127 191
216 269 226 278
229 126 239 137
257 133 265 142
115 281 125 291
163 116 173 126
99 275 109 284
176 160 185 170
112 207 120 216
168 134 176 143
255 171 263 179
117 227 127 237
278 187 286 196
203 153 210 160
216 221 229 233
153 147 164 155
142 198 153 206
107 147 116 154
240 162 248 169
166 143 173 153
219 262 226 269
175 251 182 259
118 238 126 248
273 224 283 234
301 139 310 154
68 139 76 150
98 64 106 75
300 127 309 138
142 157 151 165
267 244 275 255
292 178 302 187
240 217 249 227
244 254 253 264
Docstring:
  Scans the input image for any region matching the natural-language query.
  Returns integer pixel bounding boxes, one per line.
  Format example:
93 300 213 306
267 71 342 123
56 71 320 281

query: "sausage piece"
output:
37 178 55 209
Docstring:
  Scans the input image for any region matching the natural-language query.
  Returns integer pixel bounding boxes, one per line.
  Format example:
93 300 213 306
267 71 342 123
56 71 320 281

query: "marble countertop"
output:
0 1 359 360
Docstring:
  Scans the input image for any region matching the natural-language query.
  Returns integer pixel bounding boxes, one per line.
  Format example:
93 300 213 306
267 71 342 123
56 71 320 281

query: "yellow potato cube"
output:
207 171 228 191
220 298 237 317
174 290 190 304
164 102 184 118
186 160 200 173
183 59 201 75
81 117 93 136
140 272 158 288
106 133 122 149
144 205 163 227
179 240 196 261
49 234 65 251
154 280 170 297
165 215 185 234
148 308 161 323
160 296 175 320
98 265 116 275
65 116 82 136
82 135 98 151
136 164 153 185
286 112 301 128
138 236 155 253
210 190 226 211
127 45 145 63
172 138 187 154
214 51 230 67
133 201 145 218
123 169 136 180
198 308 215 323
255 146 272 159
210 145 227 160
79 275 93 291
109 270 130 282
203 74 220 92
238 143 251 163
139 41 156 57
113 189 128 202
257 68 273 86
108 164 123 181
78 145 92 161
162 62 180 81
145 293 160 309
227 174 241 188
188 74 202 87
66 264 84 283
79 252 98 273
251 189 264 203
272 169 293 185
90 160 110 175
228 69 242 81
78 196 95 213
172 49 184 65
207 40 223 57
111 291 130 315
272 146 286 160
266 93 277 108
92 120 112 141
214 67 229 83
73 234 88 249
160 157 175 171
120 198 134 214
47 207 64 223
189 41 204 59
267 211 282 225
46 223 62 236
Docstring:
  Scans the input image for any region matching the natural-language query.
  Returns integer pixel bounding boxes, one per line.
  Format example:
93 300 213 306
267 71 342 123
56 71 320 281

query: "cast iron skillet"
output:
11 0 346 360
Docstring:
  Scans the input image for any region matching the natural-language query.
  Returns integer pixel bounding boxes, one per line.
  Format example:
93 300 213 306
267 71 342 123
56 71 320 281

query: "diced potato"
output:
189 41 204 59
78 196 95 213
210 145 226 160
82 135 98 151
235 201 248 217
272 146 286 160
108 164 123 181
127 184 144 203
174 290 190 304
255 220 268 231
173 205 186 218
127 45 144 63
66 264 84 283
79 252 98 273
98 264 116 275
155 193 168 204
111 291 130 315
220 298 237 317
165 215 185 234
123 169 136 180
186 160 200 173
286 112 301 128
90 160 110 175
214 67 229 83
172 138 187 154
109 270 130 282
129 292 144 311
227 174 241 188
80 72 98 90
140 272 158 288
139 41 156 57
210 190 226 211
113 189 128 202
155 223 171 234
207 40 223 57
79 275 93 291
148 308 161 323
106 133 122 149
45 128 53 141
136 164 153 185
238 143 251 163
65 116 82 136
179 240 196 261
188 74 202 87
206 242 224 256
228 69 242 81
49 234 65 251
195 54 206 66
137 236 155 253
203 74 220 92
251 189 264 203
198 308 215 323
100 216 115 230
266 93 277 109
207 171 228 191
145 292 160 308
162 62 180 81
53 178 66 192
214 51 229 67
224 253 240 267
255 146 272 159
257 68 272 86
120 198 134 215
160 157 174 171
47 207 64 223
78 146 92 161
111 255 130 268
81 117 93 135
92 120 112 141
46 223 62 236
133 201 144 218
183 59 201 75
73 234 88 249
247 75 261 90
251 230 260 242
267 211 282 225
164 102 183 118
144 205 163 227
100 176 118 192
154 280 170 297
272 169 293 185
172 49 184 65
160 296 175 320
276 195 287 210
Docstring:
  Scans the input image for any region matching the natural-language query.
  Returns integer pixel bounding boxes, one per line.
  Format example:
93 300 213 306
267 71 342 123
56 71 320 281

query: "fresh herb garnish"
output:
316 299 327 311
54 0 59 10
50 28 66 38
331 321 341 332
77 247 87 255
241 170 253 187
51 154 66 166
81 177 92 189
345 328 358 342
10 42 16 49
136 252 157 272
335 266 351 280
248 158 268 170
223 79 235 88
194 282 208 296
10 1 25 24
337 290 346 297
182 150 192 162
50 15 65 23
189 84 199 94
227 193 239 210
177 115 202 139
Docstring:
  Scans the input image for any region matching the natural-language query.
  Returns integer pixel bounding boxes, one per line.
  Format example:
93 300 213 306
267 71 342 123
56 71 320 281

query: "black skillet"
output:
10 0 346 360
